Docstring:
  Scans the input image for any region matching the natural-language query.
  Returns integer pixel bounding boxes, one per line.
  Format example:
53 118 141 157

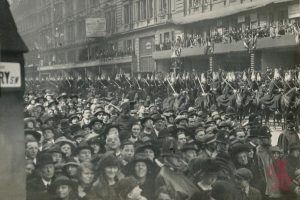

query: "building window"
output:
106 10 116 33
140 0 147 20
65 0 73 17
77 20 86 40
148 0 153 18
161 0 167 12
124 4 130 24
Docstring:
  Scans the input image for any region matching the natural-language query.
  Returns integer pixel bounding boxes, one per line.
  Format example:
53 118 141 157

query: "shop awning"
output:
173 0 294 25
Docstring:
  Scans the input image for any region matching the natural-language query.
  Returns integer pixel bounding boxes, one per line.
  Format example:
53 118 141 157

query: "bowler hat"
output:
36 153 54 168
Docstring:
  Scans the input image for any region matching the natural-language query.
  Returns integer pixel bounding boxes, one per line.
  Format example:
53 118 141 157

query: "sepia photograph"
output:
1 0 300 199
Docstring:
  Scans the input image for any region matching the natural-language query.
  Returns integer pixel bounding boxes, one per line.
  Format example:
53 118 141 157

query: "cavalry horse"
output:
259 87 300 127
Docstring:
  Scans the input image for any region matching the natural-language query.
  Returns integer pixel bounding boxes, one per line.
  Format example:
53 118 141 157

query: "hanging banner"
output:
288 4 300 18
0 62 21 88
86 18 106 37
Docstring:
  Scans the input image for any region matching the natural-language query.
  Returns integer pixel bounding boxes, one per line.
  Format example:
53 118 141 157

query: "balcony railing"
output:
153 34 298 60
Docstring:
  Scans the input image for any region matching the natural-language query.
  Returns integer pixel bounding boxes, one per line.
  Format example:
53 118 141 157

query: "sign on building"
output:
288 4 300 19
86 18 106 37
0 62 21 88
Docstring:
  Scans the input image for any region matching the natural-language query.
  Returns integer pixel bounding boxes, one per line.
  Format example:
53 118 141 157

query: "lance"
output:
124 76 133 87
113 80 121 88
196 76 205 93
266 76 282 92
143 78 150 86
135 78 142 90
222 77 236 91
166 79 177 94
108 102 121 113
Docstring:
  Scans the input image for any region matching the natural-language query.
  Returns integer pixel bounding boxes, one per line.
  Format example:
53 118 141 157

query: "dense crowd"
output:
24 68 300 200
156 23 299 51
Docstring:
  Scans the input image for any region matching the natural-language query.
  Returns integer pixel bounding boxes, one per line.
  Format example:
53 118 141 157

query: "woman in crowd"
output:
89 152 120 200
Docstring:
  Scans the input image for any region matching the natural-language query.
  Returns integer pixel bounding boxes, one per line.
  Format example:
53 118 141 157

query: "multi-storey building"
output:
10 0 300 79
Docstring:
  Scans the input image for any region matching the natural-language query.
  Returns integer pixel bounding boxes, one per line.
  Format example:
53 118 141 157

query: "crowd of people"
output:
156 22 299 51
24 68 300 200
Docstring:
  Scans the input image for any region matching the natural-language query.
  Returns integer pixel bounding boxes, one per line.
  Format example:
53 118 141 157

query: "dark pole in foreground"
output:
0 1 28 199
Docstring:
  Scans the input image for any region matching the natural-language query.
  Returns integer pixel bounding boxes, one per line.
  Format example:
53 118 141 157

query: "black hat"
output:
62 158 80 171
55 137 77 149
25 129 42 142
88 118 103 128
36 153 54 168
69 114 80 122
104 124 120 135
141 115 153 125
75 142 93 155
151 113 164 123
98 151 120 170
258 126 272 138
230 143 250 156
56 92 68 101
193 158 221 178
123 153 155 176
49 176 77 193
135 141 160 157
41 126 55 133
235 168 253 181
47 144 62 154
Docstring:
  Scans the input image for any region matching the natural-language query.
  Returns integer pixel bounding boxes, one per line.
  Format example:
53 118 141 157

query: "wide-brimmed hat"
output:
123 153 155 176
88 118 103 128
56 92 68 101
140 115 154 125
55 137 77 149
25 129 42 142
151 113 164 123
69 114 80 122
135 141 160 157
97 151 120 171
62 158 80 171
230 143 250 157
174 115 188 124
49 176 77 193
75 142 93 155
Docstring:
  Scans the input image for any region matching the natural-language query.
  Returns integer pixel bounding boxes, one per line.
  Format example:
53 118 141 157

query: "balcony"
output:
38 55 133 71
153 34 298 60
